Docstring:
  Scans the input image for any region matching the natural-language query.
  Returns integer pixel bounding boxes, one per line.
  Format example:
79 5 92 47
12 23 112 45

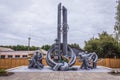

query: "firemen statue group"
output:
28 51 44 69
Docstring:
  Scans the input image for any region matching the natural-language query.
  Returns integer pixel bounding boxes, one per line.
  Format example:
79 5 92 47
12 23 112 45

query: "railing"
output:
0 58 120 69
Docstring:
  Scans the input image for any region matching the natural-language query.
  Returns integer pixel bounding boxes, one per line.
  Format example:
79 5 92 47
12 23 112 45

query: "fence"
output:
0 58 120 69
75 58 120 68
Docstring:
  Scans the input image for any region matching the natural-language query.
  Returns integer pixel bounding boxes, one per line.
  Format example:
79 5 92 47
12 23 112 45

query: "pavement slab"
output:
7 66 112 72
0 66 118 80
0 72 119 80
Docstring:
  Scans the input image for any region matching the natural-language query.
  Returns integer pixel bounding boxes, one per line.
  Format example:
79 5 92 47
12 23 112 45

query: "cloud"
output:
0 0 116 48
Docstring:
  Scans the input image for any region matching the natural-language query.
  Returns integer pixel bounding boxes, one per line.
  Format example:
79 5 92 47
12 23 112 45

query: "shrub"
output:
0 69 7 74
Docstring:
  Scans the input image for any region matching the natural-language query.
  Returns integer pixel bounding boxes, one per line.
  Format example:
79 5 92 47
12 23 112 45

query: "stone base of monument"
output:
7 66 112 72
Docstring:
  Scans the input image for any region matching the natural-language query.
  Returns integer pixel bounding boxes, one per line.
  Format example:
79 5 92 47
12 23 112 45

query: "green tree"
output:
84 31 120 58
41 44 51 51
69 43 80 49
0 45 40 51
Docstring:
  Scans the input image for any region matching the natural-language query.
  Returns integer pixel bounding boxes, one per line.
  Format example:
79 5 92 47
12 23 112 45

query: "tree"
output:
40 43 81 51
84 31 120 58
0 45 39 51
41 45 51 51
69 43 80 49
114 1 120 42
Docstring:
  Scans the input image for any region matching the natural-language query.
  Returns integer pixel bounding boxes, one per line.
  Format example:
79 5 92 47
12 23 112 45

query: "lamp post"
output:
28 37 31 51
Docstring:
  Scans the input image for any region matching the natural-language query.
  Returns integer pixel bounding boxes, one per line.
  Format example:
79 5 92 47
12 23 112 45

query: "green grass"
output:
0 69 7 74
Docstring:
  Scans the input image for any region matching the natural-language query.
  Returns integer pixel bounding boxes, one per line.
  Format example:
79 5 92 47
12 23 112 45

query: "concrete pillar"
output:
62 6 68 56
57 3 62 59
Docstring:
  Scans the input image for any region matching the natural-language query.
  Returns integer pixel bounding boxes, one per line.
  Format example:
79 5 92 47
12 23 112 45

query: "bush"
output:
0 69 7 74
0 69 14 76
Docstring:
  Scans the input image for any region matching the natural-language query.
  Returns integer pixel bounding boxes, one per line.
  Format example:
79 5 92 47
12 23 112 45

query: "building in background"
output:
0 47 47 59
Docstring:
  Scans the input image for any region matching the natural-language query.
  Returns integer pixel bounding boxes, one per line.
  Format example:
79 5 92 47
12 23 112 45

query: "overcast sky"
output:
0 0 116 48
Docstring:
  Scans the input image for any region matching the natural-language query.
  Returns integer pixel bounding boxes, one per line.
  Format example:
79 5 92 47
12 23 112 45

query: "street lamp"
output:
28 37 31 51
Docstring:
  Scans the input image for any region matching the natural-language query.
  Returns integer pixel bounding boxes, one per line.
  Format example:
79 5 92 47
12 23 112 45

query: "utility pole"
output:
28 37 31 51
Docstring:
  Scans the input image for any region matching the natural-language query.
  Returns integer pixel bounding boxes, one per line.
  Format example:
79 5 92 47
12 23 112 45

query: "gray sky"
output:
0 0 116 48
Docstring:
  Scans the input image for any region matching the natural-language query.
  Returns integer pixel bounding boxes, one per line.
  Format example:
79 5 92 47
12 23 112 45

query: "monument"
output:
28 51 44 69
6 3 112 74
78 52 98 69
27 3 98 71
46 3 76 71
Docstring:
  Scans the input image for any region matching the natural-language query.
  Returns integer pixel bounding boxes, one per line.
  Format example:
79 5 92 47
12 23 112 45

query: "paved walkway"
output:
0 72 120 80
7 66 112 72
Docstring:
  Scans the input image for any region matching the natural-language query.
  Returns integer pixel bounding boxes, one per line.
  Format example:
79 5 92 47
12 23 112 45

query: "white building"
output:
0 47 47 59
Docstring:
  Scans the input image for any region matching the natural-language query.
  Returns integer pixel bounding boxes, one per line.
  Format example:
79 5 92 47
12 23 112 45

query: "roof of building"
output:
0 47 14 52
41 49 47 55
71 47 85 56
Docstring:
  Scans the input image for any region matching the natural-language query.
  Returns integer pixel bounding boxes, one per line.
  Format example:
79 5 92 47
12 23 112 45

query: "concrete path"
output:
7 66 112 72
0 66 119 80
0 72 120 80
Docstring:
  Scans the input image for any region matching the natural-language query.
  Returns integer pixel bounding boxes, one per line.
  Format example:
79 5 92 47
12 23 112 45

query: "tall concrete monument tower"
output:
46 3 76 71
